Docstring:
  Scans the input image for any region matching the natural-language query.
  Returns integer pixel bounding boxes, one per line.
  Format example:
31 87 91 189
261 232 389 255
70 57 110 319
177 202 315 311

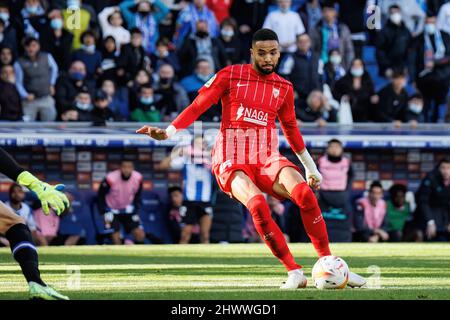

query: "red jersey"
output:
172 64 305 166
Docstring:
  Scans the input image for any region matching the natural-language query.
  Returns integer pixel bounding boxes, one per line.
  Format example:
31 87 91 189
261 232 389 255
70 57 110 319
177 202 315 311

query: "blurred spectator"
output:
375 5 412 78
55 60 92 115
153 63 189 121
178 19 227 77
229 0 269 62
118 28 151 86
150 38 180 74
297 0 322 32
406 92 424 127
380 0 426 36
0 4 19 57
14 37 58 121
410 14 450 122
336 0 367 58
5 183 43 245
317 138 353 242
97 160 146 245
297 90 336 126
119 0 170 54
90 89 118 125
333 58 378 122
71 87 94 121
54 191 84 245
72 30 102 87
262 0 305 54
98 5 130 51
309 3 354 69
63 0 99 50
353 181 390 243
279 33 321 106
437 1 450 34
175 0 219 47
158 136 213 244
128 69 152 110
33 206 60 246
98 36 120 82
180 58 214 100
206 0 233 23
0 64 22 120
0 45 14 67
217 17 241 65
375 68 414 124
166 186 184 244
415 157 450 241
37 9 74 72
100 78 129 120
323 48 346 91
130 83 161 122
386 184 413 242
20 0 46 39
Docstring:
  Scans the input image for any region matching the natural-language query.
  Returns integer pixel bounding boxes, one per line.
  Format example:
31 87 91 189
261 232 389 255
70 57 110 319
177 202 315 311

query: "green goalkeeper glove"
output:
16 171 70 216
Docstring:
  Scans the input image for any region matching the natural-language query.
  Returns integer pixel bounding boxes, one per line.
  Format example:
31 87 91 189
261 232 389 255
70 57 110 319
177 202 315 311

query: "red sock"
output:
291 183 331 257
246 194 301 271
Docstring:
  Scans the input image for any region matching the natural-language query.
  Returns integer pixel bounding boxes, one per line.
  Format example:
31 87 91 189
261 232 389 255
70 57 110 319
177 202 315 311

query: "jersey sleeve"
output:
277 85 306 153
172 67 230 130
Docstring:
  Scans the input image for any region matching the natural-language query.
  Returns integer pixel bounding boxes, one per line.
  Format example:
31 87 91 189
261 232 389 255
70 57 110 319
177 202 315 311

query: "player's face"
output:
439 162 450 180
120 161 134 179
251 40 280 75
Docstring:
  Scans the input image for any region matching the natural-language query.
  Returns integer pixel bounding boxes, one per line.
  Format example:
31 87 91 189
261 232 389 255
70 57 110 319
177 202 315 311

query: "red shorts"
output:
212 152 301 200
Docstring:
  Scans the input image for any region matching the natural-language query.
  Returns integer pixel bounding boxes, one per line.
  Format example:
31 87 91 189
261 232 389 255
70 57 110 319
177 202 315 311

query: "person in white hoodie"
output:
437 2 450 35
379 0 426 36
98 6 130 52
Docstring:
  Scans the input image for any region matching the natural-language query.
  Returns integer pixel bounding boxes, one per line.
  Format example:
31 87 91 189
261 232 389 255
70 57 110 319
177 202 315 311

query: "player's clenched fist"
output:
136 125 169 140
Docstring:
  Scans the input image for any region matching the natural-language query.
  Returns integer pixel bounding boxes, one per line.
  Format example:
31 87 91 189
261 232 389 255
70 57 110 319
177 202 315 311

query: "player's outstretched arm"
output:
136 125 173 140
0 147 69 215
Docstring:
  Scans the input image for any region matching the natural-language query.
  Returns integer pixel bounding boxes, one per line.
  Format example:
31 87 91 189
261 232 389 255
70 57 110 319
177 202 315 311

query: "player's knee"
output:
291 183 318 212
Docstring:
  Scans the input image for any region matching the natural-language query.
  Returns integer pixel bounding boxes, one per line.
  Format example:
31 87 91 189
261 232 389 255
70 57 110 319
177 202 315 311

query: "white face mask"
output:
350 67 364 77
408 103 423 114
329 55 342 65
425 23 436 34
390 12 402 25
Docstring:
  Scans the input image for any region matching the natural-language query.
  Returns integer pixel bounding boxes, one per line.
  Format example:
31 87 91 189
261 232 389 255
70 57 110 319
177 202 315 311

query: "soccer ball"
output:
311 255 349 289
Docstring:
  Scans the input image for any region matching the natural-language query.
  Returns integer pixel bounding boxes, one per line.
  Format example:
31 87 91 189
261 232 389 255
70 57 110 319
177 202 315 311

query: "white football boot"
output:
280 269 308 289
347 271 367 288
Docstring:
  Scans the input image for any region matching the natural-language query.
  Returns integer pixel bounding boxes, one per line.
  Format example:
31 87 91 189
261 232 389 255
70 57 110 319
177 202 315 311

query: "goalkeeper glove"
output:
16 171 70 216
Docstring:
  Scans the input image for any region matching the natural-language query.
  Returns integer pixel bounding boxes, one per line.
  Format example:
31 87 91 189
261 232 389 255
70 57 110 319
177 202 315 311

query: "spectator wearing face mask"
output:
128 69 152 112
20 0 46 40
0 4 19 57
333 58 378 122
0 64 22 120
375 68 412 125
100 78 129 120
90 89 118 126
55 60 92 115
36 9 73 72
410 14 450 123
323 49 346 91
262 0 305 54
120 0 170 54
153 63 189 121
130 83 161 122
375 5 412 78
98 6 130 52
118 28 151 86
279 33 321 107
62 0 99 50
217 17 241 65
297 0 322 32
72 30 102 87
72 87 94 120
406 93 424 127
380 0 426 36
309 3 354 70
180 59 214 102
174 0 219 48
297 90 336 126
178 20 227 77
150 38 180 74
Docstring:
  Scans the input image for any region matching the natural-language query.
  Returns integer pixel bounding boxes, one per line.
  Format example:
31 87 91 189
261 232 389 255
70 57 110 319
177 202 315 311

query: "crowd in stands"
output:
0 0 450 124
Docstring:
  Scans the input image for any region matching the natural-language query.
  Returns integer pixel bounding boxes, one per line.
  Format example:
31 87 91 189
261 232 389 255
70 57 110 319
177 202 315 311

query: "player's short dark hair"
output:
252 28 279 45
389 184 407 199
369 181 383 191
327 138 343 146
168 186 182 194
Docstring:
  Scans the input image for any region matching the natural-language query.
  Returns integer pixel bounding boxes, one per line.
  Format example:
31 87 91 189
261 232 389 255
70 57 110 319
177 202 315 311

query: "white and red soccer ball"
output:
312 255 350 289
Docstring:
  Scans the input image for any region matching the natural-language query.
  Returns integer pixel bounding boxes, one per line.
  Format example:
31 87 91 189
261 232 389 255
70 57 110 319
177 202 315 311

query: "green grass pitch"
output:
0 243 449 300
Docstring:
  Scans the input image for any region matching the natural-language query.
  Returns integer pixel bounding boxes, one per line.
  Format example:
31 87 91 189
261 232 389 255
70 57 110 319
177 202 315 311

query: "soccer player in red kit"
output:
137 29 366 289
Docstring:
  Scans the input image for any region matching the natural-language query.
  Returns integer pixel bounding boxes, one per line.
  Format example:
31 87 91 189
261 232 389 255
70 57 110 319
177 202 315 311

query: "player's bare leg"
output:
199 214 212 244
230 171 306 289
180 224 194 244
274 166 366 288
0 201 25 235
